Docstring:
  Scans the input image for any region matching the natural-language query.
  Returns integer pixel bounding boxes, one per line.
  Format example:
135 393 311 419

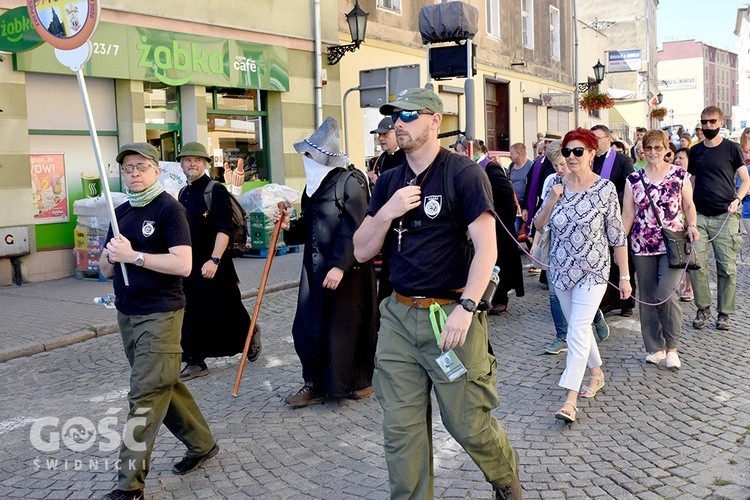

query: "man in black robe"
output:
177 142 255 381
591 125 637 316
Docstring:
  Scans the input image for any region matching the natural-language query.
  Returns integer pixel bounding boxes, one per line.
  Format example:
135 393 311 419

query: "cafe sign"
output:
0 6 43 53
15 22 290 92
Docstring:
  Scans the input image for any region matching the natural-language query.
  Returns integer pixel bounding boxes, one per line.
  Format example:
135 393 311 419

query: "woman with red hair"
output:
534 128 632 423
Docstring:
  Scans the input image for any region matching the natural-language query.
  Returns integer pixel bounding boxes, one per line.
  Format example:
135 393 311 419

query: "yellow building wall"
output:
337 38 574 171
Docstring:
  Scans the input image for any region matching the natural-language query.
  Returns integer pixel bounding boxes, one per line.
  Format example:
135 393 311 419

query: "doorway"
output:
485 79 510 151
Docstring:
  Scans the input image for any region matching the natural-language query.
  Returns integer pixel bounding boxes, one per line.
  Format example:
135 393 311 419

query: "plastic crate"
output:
250 228 284 249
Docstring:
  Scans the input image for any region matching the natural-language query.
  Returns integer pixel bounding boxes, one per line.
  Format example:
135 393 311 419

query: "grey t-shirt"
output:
509 159 533 205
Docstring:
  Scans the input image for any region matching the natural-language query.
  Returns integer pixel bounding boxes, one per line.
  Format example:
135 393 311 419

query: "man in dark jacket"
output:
591 124 636 316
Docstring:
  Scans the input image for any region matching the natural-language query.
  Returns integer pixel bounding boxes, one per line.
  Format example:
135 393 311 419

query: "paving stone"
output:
0 252 749 497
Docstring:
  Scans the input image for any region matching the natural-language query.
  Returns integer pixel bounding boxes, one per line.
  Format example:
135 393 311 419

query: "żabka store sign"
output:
0 6 43 53
15 21 290 92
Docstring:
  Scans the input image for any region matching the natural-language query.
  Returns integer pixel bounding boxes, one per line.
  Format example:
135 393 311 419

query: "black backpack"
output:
333 164 371 217
180 180 249 257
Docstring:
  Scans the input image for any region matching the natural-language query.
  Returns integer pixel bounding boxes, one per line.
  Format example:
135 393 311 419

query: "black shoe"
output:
247 324 262 362
101 489 144 500
172 443 219 475
179 363 209 382
620 308 634 317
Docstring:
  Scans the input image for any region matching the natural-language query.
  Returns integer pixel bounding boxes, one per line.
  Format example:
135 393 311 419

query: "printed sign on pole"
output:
26 0 100 51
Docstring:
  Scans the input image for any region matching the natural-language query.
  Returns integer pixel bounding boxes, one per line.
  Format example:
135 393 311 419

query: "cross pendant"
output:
394 220 408 252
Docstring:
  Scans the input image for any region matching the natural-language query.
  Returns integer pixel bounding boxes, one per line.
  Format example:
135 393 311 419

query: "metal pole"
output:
314 0 323 127
75 69 129 285
465 41 475 146
425 43 433 91
573 0 580 128
645 0 651 127
342 86 360 155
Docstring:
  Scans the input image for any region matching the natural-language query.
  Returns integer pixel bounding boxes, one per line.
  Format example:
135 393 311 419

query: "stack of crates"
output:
74 227 107 279
248 212 285 250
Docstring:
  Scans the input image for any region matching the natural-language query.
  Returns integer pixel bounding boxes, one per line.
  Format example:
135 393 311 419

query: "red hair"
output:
562 128 598 151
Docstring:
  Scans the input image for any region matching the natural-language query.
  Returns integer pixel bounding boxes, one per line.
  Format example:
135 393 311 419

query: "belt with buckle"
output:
394 293 457 309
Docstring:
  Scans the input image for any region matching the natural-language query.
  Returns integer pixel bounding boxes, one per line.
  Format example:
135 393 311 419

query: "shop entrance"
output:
144 82 181 161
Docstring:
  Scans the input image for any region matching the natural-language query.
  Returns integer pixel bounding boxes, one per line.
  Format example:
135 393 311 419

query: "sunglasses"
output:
391 110 433 123
121 163 155 173
561 147 586 158
700 118 719 125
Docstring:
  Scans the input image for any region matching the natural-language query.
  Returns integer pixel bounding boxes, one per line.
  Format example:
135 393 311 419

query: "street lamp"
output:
327 1 369 65
577 59 606 93
656 91 663 104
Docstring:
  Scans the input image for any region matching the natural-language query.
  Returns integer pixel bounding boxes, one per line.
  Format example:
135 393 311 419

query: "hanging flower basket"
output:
650 107 668 120
579 92 615 112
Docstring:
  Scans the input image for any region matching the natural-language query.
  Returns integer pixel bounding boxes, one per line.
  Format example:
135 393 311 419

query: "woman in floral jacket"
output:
622 130 700 370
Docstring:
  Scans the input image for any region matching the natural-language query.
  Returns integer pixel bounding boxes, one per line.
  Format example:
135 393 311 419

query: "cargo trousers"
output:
373 295 517 499
689 212 743 315
116 309 215 491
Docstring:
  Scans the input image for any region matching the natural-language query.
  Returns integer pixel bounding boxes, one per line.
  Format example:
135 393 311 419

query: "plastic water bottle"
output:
94 293 116 309
478 266 501 312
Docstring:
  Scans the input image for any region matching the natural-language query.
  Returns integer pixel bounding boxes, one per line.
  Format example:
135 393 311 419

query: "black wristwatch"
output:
210 257 221 265
457 298 477 313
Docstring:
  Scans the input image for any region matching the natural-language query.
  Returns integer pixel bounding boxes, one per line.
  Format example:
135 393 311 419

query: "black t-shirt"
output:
689 139 744 216
107 192 192 315
367 148 493 297
178 174 233 265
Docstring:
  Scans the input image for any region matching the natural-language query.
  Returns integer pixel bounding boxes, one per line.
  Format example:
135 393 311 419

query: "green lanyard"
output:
428 302 448 350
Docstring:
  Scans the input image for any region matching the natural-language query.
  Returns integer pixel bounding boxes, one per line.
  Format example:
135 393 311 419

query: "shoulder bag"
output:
639 173 700 270
530 177 563 267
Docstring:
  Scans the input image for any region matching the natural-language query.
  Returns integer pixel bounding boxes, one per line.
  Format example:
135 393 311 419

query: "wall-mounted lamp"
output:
327 1 368 65
577 59 606 93
656 91 663 104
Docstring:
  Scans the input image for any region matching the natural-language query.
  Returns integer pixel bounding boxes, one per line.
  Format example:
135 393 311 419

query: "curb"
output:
0 282 299 363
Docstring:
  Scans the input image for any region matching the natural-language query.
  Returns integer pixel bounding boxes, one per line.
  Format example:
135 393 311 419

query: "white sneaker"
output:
666 351 681 369
645 351 666 364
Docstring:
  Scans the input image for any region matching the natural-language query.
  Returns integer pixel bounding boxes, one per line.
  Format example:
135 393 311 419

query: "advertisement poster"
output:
608 50 641 73
31 153 69 224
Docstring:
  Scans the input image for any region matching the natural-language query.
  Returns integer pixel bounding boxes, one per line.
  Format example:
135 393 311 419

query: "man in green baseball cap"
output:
355 87 522 499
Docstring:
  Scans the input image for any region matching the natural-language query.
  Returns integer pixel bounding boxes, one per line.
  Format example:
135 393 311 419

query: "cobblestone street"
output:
0 253 748 499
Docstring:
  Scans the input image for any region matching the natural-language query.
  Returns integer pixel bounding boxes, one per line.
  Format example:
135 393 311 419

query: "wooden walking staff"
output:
232 202 288 397
26 0 129 285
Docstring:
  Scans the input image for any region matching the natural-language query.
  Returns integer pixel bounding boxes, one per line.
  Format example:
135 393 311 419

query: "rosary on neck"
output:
393 160 436 252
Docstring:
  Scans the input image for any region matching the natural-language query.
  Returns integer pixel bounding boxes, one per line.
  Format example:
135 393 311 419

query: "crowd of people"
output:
96 88 749 498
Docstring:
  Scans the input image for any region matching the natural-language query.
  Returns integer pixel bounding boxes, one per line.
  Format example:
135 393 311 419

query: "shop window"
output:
206 88 261 112
144 82 180 127
206 87 268 182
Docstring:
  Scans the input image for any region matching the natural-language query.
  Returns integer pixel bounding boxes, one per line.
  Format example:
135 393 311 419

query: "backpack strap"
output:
203 179 219 211
334 165 370 217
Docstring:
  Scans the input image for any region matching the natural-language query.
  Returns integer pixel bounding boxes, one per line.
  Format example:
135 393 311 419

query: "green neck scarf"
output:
125 181 164 207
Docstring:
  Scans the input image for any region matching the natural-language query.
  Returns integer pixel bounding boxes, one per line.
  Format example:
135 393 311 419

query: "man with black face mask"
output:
688 106 750 331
